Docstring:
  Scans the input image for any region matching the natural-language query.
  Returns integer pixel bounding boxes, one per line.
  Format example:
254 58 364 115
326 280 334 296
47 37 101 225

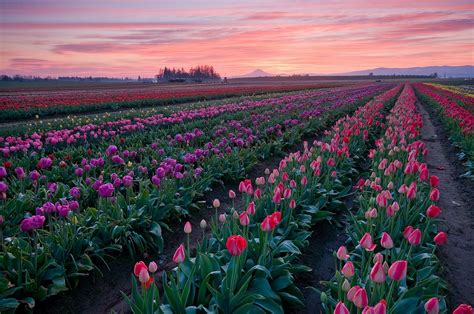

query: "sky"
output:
1 0 473 77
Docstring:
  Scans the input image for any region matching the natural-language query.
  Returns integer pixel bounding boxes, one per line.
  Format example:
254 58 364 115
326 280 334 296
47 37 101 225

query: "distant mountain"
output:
336 66 473 78
233 69 273 78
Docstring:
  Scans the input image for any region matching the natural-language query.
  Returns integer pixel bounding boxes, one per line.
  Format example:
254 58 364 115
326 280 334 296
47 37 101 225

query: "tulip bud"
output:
213 199 220 208
200 219 207 229
264 168 270 175
219 214 226 223
148 261 158 273
228 190 236 199
383 261 389 274
373 252 384 264
342 279 351 292
246 202 255 215
184 221 192 234
232 211 239 220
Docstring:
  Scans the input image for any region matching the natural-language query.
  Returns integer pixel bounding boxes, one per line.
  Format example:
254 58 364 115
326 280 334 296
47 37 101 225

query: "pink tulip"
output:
373 252 384 264
373 301 387 314
239 212 249 226
289 199 296 209
347 285 361 301
184 221 192 234
359 232 377 251
219 214 226 223
246 202 255 215
424 297 439 314
213 199 220 208
353 287 368 308
334 302 350 314
149 261 158 273
228 190 236 199
370 262 386 283
388 260 407 281
408 228 422 246
403 226 414 239
336 246 349 261
173 244 185 263
341 261 355 278
429 188 440 201
381 232 394 249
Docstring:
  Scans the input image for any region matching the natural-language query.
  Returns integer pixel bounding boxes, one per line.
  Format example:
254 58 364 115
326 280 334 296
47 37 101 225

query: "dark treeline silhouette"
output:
156 65 221 82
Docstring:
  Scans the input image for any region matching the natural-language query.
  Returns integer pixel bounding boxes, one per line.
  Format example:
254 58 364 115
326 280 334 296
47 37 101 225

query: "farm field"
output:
0 79 354 122
0 80 473 314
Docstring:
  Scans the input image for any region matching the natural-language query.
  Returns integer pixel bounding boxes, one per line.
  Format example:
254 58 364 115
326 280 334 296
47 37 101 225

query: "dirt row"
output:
416 101 474 309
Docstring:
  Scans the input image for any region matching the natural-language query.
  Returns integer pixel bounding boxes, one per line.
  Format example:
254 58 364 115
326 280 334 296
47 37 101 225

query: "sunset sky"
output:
1 0 473 77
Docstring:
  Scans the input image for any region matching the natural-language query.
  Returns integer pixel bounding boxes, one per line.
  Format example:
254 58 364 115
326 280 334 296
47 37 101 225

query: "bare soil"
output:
416 101 474 310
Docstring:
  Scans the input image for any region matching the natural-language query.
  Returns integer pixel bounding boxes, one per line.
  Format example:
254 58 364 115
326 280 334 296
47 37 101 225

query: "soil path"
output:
416 101 474 310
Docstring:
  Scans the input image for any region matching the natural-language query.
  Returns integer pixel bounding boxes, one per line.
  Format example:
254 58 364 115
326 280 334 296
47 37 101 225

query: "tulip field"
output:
0 82 473 313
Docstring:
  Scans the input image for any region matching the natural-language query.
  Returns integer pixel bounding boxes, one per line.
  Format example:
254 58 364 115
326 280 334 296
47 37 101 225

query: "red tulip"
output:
370 262 386 283
341 261 355 278
334 302 350 314
406 184 417 199
388 260 407 281
424 297 439 314
173 244 185 263
434 232 447 245
380 232 394 249
426 205 441 218
453 304 473 314
408 228 422 246
430 175 439 188
133 261 148 277
430 188 440 201
362 307 375 314
336 246 349 261
359 232 377 251
226 235 247 256
353 287 368 308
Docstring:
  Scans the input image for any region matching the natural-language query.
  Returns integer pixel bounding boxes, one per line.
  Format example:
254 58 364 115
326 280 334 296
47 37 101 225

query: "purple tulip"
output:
98 183 114 198
0 166 7 178
70 187 81 199
29 170 40 181
15 167 25 179
20 215 45 232
38 157 52 169
123 175 133 187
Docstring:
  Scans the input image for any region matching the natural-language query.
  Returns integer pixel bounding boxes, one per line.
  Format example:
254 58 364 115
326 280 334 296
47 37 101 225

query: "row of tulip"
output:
0 82 344 122
124 85 403 313
414 83 474 179
426 83 474 107
1 84 381 158
0 85 392 311
322 84 472 313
